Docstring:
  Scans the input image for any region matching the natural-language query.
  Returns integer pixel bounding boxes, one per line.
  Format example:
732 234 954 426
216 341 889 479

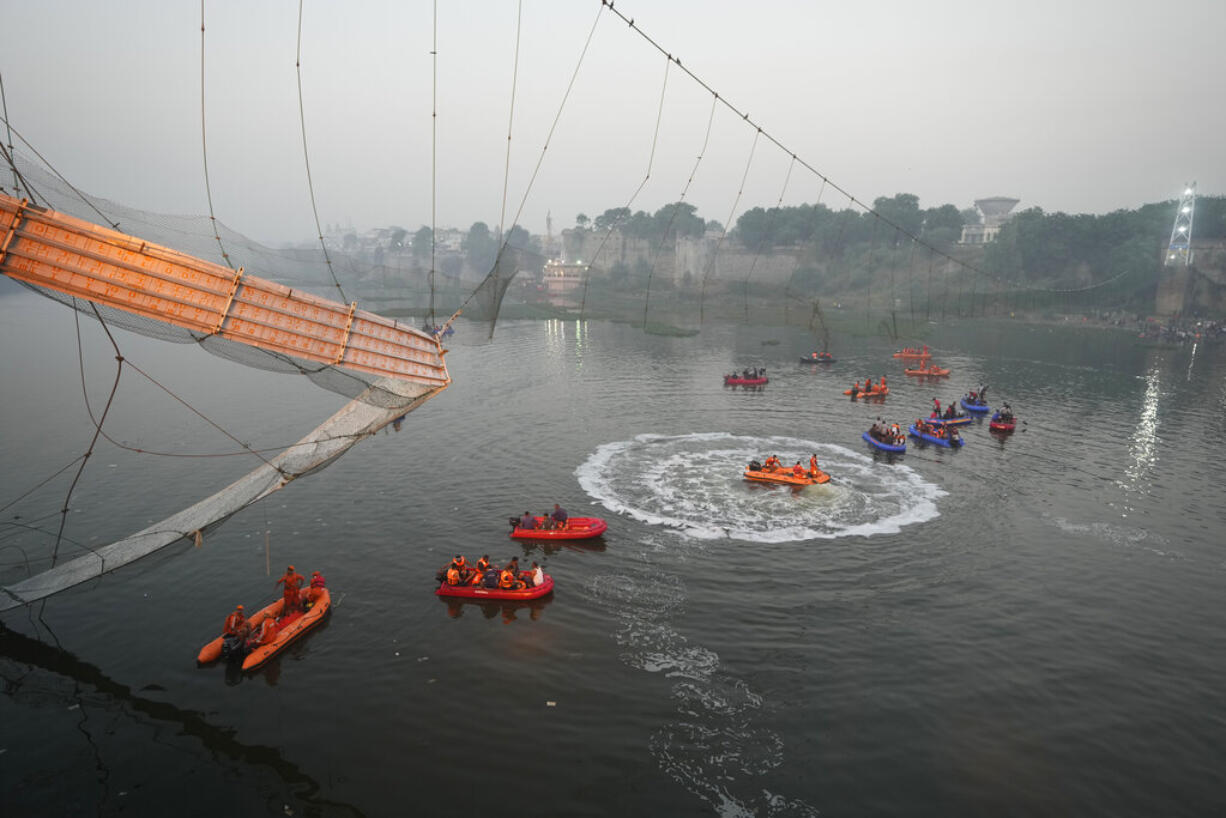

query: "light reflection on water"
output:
1122 365 1162 492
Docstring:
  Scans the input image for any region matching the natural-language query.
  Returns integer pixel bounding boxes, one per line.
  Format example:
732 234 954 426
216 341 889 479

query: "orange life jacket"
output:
446 568 461 585
223 612 245 635
499 569 516 589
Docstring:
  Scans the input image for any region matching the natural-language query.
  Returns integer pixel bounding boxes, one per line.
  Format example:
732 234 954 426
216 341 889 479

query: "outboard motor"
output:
749 460 762 471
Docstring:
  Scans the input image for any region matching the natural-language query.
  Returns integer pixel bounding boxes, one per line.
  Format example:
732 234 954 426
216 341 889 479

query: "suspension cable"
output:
295 0 348 304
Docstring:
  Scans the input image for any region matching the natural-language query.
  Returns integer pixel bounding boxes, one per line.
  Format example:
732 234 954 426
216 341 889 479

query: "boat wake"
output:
587 538 819 818
577 432 946 542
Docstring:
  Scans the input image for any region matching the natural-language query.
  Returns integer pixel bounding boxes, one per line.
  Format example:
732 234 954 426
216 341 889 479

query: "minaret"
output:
546 210 555 261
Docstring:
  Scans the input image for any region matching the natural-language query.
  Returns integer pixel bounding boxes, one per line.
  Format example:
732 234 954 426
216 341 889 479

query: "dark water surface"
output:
2 290 1225 817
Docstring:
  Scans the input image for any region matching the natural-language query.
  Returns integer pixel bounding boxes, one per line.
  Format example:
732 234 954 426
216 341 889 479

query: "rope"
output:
742 155 796 322
629 90 717 326
295 0 348 305
598 0 1133 303
497 0 524 243
199 1 235 271
445 1 605 329
48 303 126 569
699 127 760 323
0 71 23 196
568 52 671 326
428 0 438 327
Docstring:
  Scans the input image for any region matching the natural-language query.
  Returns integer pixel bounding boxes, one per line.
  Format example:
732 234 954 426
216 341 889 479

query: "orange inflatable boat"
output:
743 466 831 486
197 589 331 670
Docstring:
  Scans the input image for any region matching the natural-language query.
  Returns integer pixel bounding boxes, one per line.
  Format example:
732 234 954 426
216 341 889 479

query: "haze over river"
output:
2 288 1224 817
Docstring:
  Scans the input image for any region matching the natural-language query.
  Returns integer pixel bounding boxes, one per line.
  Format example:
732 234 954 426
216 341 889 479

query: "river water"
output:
2 287 1224 817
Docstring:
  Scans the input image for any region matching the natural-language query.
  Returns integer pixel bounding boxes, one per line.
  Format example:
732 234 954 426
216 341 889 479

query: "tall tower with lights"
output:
1165 182 1196 266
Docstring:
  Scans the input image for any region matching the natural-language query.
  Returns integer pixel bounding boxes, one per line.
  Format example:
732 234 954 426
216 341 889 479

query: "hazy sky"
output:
3 0 1223 244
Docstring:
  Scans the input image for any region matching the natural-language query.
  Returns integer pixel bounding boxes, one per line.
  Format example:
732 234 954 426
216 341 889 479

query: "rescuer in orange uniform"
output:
276 565 305 613
223 605 246 638
305 571 327 607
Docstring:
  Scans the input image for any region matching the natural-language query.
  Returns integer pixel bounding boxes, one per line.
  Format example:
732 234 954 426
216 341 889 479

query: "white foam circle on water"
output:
577 432 946 542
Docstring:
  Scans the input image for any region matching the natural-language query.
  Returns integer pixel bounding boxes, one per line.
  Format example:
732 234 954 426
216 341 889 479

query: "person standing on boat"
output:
551 504 568 529
305 572 326 607
276 565 305 613
808 454 820 477
932 397 941 417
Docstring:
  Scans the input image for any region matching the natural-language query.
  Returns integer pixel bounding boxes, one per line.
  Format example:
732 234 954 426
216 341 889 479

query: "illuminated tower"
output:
1165 182 1195 266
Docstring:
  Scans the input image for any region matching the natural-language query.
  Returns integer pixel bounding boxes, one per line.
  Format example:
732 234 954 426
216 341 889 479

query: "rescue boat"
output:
892 348 931 359
904 365 950 376
989 412 1017 432
862 431 906 453
510 516 608 540
196 588 331 670
743 466 831 486
843 385 889 398
960 397 991 414
725 375 769 386
908 424 965 448
436 573 554 600
800 352 835 363
929 414 972 427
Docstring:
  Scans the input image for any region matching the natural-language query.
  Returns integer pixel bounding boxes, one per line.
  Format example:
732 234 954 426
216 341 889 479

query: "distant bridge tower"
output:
1165 182 1196 266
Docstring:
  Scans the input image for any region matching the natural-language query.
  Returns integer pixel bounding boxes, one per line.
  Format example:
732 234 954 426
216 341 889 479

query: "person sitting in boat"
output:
223 600 248 647
518 510 535 530
445 566 463 586
998 403 1013 422
538 511 555 531
498 567 526 590
943 403 959 420
520 560 542 587
482 566 500 588
763 455 781 472
448 555 475 584
891 423 903 444
551 504 568 529
276 565 305 614
246 615 279 651
503 556 521 575
792 461 805 478
476 555 492 574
